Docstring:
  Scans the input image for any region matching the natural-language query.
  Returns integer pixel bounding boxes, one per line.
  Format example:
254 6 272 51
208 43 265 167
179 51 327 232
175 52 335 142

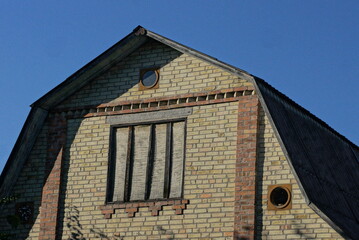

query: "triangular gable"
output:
33 26 253 109
0 25 254 197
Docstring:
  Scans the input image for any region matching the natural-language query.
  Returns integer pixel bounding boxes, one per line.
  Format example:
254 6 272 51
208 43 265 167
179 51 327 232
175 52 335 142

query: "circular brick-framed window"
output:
268 184 292 210
139 68 159 90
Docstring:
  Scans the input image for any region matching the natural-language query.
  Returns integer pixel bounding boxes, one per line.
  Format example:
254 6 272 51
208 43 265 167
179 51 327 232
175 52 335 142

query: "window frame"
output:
106 118 187 204
267 184 292 210
139 68 160 90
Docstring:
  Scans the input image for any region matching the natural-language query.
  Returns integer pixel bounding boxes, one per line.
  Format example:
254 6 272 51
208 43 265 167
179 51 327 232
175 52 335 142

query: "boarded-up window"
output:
108 121 185 202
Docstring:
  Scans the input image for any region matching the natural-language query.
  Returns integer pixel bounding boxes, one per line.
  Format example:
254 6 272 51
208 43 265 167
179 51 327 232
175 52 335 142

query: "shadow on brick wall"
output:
1 41 183 239
65 205 176 240
55 44 182 239
65 205 124 240
254 107 266 239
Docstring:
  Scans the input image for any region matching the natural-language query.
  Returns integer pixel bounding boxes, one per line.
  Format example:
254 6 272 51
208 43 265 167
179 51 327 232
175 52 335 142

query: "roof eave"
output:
0 107 48 197
32 26 148 110
31 26 256 110
1 26 149 195
145 29 254 84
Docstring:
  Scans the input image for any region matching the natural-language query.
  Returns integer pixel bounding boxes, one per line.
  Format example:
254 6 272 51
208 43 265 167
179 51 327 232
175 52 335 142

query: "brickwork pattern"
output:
1 39 252 239
53 87 253 118
52 40 251 239
57 102 238 239
39 114 67 240
99 199 190 218
256 107 343 240
0 124 48 239
234 96 259 239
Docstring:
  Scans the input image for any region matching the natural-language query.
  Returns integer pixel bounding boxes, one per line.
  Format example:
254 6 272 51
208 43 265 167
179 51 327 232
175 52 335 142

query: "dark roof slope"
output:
255 77 359 239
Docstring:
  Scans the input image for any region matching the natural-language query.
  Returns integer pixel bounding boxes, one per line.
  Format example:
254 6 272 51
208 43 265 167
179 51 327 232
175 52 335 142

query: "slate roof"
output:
1 25 358 239
256 77 359 238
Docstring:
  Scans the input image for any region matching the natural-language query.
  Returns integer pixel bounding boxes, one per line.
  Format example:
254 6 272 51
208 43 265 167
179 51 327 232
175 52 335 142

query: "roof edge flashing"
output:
32 28 148 109
145 29 254 84
0 107 48 197
308 202 348 239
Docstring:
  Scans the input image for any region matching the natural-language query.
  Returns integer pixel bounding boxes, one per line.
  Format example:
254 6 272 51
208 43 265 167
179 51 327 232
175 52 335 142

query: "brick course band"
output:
99 199 189 218
234 96 259 240
51 87 255 119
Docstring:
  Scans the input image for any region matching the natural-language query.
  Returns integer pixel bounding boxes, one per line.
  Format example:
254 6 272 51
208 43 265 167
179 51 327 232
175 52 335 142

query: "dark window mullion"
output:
164 122 173 198
124 126 134 202
107 128 116 202
145 124 155 200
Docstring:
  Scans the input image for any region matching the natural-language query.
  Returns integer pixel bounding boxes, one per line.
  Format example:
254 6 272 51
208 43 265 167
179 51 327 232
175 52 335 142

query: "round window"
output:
270 186 291 208
141 70 158 88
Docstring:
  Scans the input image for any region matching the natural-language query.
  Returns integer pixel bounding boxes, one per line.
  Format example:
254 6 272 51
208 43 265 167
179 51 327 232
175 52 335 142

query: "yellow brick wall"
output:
57 40 251 109
1 39 251 239
256 107 343 240
0 38 344 239
0 124 47 239
59 102 238 239
54 39 250 239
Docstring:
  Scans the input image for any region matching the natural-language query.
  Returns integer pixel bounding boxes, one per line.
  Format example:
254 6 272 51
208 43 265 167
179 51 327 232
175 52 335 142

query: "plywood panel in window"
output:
113 127 129 202
170 121 185 198
130 125 150 201
149 123 167 199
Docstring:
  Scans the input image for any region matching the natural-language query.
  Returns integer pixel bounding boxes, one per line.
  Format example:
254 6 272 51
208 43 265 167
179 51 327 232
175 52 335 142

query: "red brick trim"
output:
51 87 255 119
39 114 67 240
234 96 259 240
99 199 189 218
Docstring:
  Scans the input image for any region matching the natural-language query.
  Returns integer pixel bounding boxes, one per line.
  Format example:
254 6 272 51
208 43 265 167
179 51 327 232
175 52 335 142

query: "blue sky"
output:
0 1 358 173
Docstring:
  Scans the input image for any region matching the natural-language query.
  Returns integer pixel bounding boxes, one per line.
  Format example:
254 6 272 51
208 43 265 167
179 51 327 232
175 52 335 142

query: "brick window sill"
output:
99 199 189 218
